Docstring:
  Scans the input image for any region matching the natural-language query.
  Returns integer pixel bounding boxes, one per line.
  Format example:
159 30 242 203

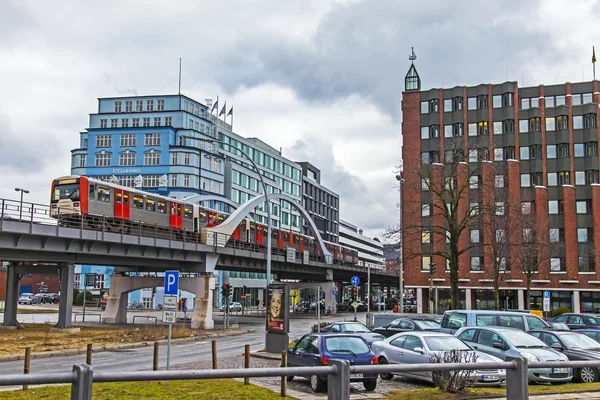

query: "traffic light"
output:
222 284 232 298
352 287 357 299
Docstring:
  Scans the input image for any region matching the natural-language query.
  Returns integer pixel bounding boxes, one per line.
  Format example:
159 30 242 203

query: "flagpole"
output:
593 46 596 80
178 58 182 95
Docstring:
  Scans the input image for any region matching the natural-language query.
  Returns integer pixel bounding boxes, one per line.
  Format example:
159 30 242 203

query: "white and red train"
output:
50 176 358 265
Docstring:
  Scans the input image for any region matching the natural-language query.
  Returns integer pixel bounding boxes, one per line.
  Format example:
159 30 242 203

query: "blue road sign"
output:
182 305 187 313
543 291 551 299
332 290 338 296
164 270 179 295
351 276 360 286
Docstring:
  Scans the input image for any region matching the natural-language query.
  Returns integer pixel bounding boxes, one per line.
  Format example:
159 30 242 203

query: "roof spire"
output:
409 47 417 62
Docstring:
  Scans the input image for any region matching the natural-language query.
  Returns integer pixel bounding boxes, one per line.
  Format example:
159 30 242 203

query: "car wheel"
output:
363 379 377 391
287 376 294 382
310 375 326 392
578 367 598 383
378 357 393 380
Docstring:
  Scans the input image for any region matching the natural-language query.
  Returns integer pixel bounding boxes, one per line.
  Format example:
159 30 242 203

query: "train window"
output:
123 193 129 206
146 198 156 212
89 184 95 200
115 192 122 204
98 187 110 202
157 201 166 214
133 195 144 209
183 206 193 219
199 211 207 224
171 203 181 216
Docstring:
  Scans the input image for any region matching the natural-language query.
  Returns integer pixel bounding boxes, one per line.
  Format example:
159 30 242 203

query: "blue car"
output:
287 333 379 392
320 322 385 345
573 328 600 343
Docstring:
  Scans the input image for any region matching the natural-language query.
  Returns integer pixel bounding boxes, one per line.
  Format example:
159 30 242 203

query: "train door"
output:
299 236 305 253
114 189 131 220
170 202 183 230
278 231 284 249
256 225 264 245
233 223 241 241
289 232 295 248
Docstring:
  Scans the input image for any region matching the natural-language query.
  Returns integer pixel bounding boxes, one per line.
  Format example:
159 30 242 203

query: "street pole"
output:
14 188 29 221
367 265 371 314
82 282 86 322
395 173 404 315
429 262 435 314
317 286 321 333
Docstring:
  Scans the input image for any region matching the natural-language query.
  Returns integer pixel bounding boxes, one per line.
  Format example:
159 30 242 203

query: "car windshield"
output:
52 183 80 202
504 331 547 348
425 336 471 351
325 337 369 355
340 323 370 333
415 320 441 330
560 333 600 349
551 322 569 330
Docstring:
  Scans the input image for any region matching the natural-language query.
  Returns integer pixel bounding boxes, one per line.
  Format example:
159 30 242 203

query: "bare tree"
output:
429 349 478 394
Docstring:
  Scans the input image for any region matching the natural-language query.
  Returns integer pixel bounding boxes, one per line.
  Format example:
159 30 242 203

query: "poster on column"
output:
266 284 289 334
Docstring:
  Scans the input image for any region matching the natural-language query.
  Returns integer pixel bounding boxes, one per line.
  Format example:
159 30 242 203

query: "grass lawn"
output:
0 379 296 400
0 309 59 314
0 324 216 355
386 382 600 400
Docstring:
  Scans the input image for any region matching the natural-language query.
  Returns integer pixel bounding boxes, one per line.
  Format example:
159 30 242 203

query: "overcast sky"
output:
0 0 598 239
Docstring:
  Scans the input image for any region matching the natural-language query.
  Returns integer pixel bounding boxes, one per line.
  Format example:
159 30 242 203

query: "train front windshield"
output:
52 183 80 203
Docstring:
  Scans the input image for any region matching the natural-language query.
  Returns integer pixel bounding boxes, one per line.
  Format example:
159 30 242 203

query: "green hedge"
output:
552 307 571 318
74 291 94 306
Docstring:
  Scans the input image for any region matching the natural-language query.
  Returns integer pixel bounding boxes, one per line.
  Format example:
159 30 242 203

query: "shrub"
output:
311 322 329 332
429 349 478 394
552 307 571 318
72 289 80 303
74 291 94 306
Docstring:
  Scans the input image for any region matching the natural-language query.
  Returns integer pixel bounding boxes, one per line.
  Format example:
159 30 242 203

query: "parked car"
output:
440 310 550 335
371 332 506 386
573 328 600 343
320 322 385 345
18 293 34 305
456 326 572 383
31 294 45 305
373 317 441 338
546 321 570 331
552 313 600 330
529 330 600 382
219 302 242 312
287 333 379 392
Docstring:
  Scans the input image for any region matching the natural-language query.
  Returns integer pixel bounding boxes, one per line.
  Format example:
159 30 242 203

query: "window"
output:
477 121 488 135
422 204 431 217
556 115 568 130
576 171 585 185
110 118 118 128
100 119 107 128
121 118 129 128
577 200 588 214
572 94 583 105
119 152 135 166
574 143 584 157
420 102 429 114
556 95 566 106
444 98 452 112
146 100 154 111
135 100 143 112
183 174 190 187
579 256 596 273
557 143 569 158
578 228 590 243
125 101 132 112
421 151 439 164
470 230 480 243
573 116 583 129
422 256 433 271
466 97 476 110
213 159 222 173
96 135 111 148
120 134 136 147
496 229 505 242
586 142 598 156
170 174 178 187
551 258 565 272
477 95 488 109
132 118 140 128
493 95 502 108
471 257 482 271
145 133 160 146
153 117 161 126
558 171 570 185
184 153 191 166
549 228 563 243
143 175 160 187
547 145 557 159
495 202 505 215
470 176 479 189
521 98 530 109
494 148 504 161
522 202 532 214
493 121 502 135
547 172 557 186
529 145 541 160
588 170 599 184
546 117 556 131
585 113 596 128
79 155 86 167
422 231 431 243
532 172 543 186
171 152 178 165
470 202 480 216
422 178 430 191
529 117 541 132
421 127 429 139
143 117 150 127
531 97 540 108
523 228 533 242
444 125 453 137
468 123 477 136
548 200 559 214
502 93 514 107
95 153 111 166
429 125 440 138
165 116 172 126
520 146 530 160
468 149 478 162
144 152 160 166
114 101 122 113
157 99 164 111
584 93 594 104
546 96 555 108
453 97 463 111
505 146 515 159
495 175 505 188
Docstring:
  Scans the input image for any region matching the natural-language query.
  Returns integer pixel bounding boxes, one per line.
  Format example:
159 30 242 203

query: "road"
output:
0 311 378 375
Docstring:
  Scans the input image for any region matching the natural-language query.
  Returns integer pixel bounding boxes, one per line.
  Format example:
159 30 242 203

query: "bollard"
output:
23 347 31 390
212 340 217 369
280 350 287 397
506 355 529 400
86 344 92 365
153 342 159 371
244 345 250 385
328 359 350 400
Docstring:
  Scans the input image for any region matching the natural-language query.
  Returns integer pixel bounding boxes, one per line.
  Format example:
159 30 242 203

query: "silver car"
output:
456 326 572 383
371 332 506 386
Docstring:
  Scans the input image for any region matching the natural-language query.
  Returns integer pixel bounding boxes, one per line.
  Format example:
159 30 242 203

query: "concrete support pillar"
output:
104 274 128 324
258 288 264 308
191 275 216 329
465 288 472 310
573 290 581 313
416 288 423 314
517 290 525 310
56 263 75 329
3 263 19 326
322 281 336 314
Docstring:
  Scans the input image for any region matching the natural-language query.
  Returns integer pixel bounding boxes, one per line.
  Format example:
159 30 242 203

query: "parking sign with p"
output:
164 270 179 295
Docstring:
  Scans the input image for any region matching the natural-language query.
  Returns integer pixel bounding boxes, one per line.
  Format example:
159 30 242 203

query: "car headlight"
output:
521 352 538 363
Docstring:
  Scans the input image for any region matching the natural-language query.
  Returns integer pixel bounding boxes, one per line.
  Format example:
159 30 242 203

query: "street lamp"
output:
429 261 436 314
395 173 404 314
14 188 29 220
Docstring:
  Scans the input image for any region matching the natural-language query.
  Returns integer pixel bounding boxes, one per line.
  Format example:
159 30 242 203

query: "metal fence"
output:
2 356 600 400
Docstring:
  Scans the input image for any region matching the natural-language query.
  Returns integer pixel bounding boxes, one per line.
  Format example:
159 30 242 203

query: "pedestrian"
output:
178 299 182 311
255 299 260 308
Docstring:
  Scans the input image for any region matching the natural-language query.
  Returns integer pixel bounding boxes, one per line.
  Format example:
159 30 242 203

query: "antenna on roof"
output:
409 47 417 62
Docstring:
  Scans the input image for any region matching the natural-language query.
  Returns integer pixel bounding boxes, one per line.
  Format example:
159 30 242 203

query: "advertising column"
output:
265 283 290 353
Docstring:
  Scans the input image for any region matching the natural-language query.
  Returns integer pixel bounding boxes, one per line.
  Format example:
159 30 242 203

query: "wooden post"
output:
280 350 287 397
153 342 159 371
244 345 250 385
23 347 31 390
211 340 217 369
86 344 92 365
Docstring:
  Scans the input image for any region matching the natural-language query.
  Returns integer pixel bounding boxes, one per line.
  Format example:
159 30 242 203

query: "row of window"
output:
100 117 172 129
520 170 599 187
95 151 160 167
91 174 222 193
96 133 160 148
171 152 222 173
184 100 206 118
420 255 595 273
114 99 165 113
187 119 212 136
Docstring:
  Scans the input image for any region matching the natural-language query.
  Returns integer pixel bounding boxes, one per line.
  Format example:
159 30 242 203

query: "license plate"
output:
349 373 363 379
481 375 499 381
552 368 568 374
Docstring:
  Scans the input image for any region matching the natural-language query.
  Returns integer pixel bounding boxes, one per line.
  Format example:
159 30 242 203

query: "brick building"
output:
401 61 600 313
0 263 60 300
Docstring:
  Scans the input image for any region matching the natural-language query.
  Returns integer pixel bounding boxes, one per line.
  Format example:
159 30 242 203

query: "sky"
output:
0 0 599 239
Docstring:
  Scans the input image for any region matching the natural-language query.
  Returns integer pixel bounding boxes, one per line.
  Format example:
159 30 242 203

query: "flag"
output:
594 46 597 64
219 101 226 117
211 98 219 114
227 106 233 117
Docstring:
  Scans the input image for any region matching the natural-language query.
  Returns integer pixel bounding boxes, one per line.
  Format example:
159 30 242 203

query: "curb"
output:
0 328 248 362
250 351 282 361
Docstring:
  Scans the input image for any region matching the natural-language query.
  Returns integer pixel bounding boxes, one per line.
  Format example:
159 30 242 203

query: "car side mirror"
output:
492 342 505 350
413 347 424 354
551 343 564 351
